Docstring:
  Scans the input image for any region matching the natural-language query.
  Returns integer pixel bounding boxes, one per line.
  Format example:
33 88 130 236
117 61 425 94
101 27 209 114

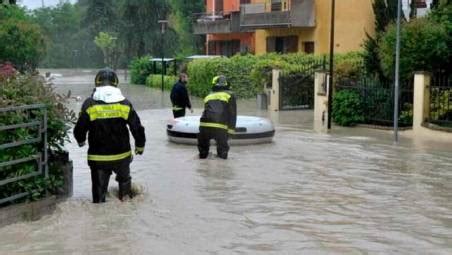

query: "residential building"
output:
194 0 376 56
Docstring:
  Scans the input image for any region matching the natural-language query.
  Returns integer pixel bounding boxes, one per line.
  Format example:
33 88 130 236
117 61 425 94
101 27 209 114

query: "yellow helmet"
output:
211 75 228 87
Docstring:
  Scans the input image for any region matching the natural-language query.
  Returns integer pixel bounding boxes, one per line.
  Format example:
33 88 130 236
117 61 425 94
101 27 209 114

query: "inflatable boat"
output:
167 115 275 145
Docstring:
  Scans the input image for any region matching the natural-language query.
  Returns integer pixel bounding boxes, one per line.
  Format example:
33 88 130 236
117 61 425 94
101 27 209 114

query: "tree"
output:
0 5 46 72
94 31 119 68
363 0 400 79
32 3 84 68
168 0 204 55
379 18 450 80
78 0 119 67
81 0 118 35
367 0 400 34
119 0 172 61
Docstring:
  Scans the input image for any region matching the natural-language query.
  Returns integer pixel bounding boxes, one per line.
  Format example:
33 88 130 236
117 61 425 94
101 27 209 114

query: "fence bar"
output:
0 121 41 132
0 104 46 113
0 104 48 205
43 109 48 178
0 137 42 150
0 192 30 205
0 171 41 186
0 155 40 169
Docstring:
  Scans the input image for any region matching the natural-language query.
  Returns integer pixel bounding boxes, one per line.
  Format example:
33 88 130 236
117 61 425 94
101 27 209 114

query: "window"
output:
271 2 282 11
215 0 223 13
303 41 315 54
267 36 298 53
208 40 241 57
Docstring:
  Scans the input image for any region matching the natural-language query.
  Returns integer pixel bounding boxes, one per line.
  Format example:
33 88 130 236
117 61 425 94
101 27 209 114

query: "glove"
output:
78 142 86 147
135 147 144 155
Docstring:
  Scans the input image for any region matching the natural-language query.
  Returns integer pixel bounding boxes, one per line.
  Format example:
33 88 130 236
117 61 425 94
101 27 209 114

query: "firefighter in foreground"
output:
74 68 146 203
198 75 237 159
170 73 193 118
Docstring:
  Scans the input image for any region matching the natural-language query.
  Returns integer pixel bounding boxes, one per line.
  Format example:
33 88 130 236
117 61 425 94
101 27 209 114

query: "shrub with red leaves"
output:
0 62 16 79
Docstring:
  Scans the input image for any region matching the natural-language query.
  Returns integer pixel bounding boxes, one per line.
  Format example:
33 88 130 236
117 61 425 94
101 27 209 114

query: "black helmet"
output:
95 68 119 87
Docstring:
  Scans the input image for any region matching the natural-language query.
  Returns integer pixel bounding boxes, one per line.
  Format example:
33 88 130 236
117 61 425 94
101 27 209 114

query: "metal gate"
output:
0 104 48 206
429 71 452 127
279 72 315 110
278 59 325 111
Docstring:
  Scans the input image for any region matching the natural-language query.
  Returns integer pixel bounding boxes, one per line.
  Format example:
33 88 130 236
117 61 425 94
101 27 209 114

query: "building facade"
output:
194 0 375 56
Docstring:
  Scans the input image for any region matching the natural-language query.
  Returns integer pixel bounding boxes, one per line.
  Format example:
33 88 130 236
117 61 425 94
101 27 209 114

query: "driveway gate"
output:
278 59 325 110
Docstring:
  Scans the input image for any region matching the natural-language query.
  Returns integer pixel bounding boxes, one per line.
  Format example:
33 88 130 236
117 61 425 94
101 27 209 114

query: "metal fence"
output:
336 78 414 127
0 104 48 206
278 58 326 110
429 72 452 127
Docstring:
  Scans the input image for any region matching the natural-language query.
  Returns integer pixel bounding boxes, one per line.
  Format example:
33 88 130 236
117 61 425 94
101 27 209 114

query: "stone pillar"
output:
413 72 431 134
270 69 281 112
314 72 329 133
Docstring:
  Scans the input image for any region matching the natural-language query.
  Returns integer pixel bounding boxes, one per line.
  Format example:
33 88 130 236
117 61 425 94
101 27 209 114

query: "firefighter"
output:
74 68 146 203
170 73 193 118
198 75 237 159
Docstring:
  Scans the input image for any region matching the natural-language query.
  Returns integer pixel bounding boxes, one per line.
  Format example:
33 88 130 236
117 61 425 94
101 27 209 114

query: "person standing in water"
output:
74 68 146 203
170 73 193 118
198 75 237 159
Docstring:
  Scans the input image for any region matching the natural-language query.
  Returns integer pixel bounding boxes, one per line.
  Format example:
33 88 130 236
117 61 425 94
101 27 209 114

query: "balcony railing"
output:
240 0 315 28
193 12 243 34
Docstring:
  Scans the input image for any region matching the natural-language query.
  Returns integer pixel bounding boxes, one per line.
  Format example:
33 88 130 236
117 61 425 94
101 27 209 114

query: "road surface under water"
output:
1 69 452 254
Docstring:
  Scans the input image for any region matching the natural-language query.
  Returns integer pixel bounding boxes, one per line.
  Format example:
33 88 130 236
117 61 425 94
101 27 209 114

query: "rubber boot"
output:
118 180 133 201
91 169 111 203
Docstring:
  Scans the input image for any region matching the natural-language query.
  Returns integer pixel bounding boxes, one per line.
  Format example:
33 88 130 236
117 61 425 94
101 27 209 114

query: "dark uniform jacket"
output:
74 88 145 164
170 81 191 111
200 86 237 134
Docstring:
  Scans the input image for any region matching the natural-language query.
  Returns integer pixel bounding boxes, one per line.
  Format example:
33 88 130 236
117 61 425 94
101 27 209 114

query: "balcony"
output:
240 0 315 29
193 12 242 35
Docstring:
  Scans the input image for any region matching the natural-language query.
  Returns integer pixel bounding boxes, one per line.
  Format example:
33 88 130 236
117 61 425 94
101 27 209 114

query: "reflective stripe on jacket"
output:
74 97 146 163
200 86 237 133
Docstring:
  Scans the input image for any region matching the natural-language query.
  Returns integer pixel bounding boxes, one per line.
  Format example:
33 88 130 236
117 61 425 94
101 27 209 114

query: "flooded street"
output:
1 69 452 254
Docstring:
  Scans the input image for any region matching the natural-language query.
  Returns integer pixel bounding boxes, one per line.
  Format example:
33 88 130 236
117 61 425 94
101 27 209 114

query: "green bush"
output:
129 55 153 85
332 90 364 126
188 53 342 98
146 74 177 90
379 18 450 80
187 57 230 98
187 52 361 99
0 7 46 72
0 73 75 204
399 103 413 126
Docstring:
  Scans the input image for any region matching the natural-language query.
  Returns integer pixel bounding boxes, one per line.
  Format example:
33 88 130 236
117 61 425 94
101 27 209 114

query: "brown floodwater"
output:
1 69 451 255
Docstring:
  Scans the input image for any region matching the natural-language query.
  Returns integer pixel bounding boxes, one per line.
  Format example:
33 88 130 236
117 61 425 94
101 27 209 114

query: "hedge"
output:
145 74 178 90
186 52 363 99
129 55 153 85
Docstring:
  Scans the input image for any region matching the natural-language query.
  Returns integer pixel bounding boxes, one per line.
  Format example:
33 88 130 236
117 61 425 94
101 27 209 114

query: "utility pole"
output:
327 0 336 129
394 0 402 143
158 20 168 92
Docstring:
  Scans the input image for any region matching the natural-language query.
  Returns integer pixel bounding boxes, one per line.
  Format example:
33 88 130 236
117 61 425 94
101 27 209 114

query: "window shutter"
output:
266 37 276 53
284 36 298 53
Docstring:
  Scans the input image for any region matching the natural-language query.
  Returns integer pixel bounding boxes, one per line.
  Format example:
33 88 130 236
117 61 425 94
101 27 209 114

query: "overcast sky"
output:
20 0 433 17
20 0 76 10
